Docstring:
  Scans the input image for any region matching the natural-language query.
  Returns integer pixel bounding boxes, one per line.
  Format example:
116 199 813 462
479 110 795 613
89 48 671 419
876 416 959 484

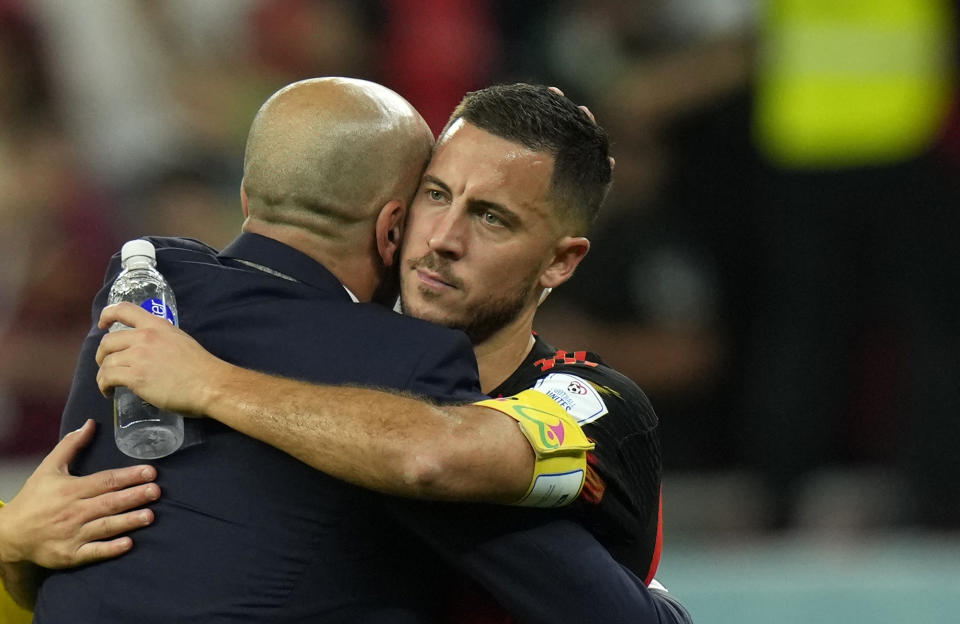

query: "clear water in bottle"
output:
108 239 184 459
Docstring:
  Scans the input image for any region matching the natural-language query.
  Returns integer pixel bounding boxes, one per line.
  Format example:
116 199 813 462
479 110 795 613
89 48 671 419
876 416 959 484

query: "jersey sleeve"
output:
529 364 662 579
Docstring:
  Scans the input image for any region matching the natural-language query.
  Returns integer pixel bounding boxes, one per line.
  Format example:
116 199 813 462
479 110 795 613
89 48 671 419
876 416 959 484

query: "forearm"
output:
200 361 531 502
96 303 535 502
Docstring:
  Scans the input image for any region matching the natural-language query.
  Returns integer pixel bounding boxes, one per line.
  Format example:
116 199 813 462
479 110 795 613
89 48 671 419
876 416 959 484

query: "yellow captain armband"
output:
0 500 35 623
474 389 595 508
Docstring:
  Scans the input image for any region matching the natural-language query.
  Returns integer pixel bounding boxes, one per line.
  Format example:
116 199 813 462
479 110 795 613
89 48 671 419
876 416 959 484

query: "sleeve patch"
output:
533 373 609 425
519 469 585 508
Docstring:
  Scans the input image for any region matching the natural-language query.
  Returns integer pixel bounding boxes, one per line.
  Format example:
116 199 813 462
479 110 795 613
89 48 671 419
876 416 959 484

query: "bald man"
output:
21 77 489 623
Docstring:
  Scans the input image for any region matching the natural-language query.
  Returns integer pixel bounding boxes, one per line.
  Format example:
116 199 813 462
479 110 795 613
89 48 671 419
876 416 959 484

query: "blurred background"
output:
1 0 959 621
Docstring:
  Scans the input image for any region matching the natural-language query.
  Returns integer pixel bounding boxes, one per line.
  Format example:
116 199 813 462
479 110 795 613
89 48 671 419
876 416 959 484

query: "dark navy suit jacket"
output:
34 233 692 623
35 234 483 623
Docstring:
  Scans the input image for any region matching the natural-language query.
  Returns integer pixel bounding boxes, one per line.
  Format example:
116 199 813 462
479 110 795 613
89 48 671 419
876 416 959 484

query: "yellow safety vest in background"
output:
755 0 956 168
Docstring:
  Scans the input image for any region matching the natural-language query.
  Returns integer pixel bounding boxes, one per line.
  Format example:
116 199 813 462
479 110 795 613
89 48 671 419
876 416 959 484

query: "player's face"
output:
399 120 562 343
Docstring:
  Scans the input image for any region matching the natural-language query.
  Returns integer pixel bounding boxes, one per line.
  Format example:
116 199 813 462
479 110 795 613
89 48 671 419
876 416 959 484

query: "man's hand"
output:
547 86 616 172
0 420 159 569
96 302 227 415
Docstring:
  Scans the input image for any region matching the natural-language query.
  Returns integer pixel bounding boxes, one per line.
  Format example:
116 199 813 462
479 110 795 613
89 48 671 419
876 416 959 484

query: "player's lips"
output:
416 269 456 290
407 253 462 290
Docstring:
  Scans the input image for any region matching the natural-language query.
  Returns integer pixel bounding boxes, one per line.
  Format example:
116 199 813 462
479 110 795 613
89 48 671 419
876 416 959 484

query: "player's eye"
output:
482 211 503 227
427 189 445 202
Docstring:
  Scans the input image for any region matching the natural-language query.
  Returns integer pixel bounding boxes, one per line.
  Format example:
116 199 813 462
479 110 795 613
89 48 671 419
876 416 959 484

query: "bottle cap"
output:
120 239 156 262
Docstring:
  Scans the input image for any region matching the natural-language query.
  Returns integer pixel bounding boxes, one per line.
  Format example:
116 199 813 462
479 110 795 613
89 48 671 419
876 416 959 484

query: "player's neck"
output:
474 306 537 394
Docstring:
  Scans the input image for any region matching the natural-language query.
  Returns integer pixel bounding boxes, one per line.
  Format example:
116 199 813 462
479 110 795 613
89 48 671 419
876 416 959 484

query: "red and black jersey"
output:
396 335 668 622
490 334 663 584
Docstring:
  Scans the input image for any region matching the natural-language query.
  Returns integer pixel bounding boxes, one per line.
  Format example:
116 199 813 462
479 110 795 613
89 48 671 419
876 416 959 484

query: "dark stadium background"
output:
2 1 958 621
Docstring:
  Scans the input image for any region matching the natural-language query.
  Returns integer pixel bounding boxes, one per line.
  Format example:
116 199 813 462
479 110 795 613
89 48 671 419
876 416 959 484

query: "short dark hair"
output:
440 83 612 234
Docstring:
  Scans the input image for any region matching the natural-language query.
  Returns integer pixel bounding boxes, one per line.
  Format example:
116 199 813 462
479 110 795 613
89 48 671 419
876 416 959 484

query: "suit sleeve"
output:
386 496 691 624
468 521 693 624
413 513 693 624
57 254 121 440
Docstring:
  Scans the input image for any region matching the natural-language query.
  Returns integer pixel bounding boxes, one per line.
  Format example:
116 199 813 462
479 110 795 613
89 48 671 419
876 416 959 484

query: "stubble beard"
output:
402 252 535 345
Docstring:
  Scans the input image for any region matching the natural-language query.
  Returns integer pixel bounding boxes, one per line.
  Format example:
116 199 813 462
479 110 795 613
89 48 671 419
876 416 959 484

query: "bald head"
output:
242 77 433 242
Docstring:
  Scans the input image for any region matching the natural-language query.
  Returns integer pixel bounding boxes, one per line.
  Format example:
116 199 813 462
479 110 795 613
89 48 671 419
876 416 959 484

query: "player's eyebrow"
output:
422 174 520 224
422 174 450 194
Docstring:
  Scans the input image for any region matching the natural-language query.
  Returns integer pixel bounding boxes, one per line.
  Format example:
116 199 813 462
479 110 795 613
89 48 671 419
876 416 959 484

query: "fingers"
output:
8 433 161 569
40 420 96 473
72 536 135 566
546 89 611 173
96 355 138 398
87 483 160 520
559 95 612 174
70 502 157 566
96 368 114 398
98 302 163 331
44 483 158 568
95 353 123 397
547 86 599 124
96 328 137 366
74 465 158 499
96 330 145 396
79 507 154 546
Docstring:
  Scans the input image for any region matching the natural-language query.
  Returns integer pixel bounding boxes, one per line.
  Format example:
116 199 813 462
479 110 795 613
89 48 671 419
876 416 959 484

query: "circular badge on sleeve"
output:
533 373 608 425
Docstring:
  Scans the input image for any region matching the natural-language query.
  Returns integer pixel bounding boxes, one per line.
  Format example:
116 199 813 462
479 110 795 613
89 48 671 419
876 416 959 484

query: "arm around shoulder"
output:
95 304 568 504
203 367 537 503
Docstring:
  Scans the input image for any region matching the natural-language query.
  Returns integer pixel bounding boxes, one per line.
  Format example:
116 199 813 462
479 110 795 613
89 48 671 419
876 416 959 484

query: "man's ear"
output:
375 200 405 266
240 180 249 219
540 236 590 289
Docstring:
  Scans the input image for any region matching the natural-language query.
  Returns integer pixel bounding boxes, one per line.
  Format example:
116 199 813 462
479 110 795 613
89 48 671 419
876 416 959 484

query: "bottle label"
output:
141 298 176 325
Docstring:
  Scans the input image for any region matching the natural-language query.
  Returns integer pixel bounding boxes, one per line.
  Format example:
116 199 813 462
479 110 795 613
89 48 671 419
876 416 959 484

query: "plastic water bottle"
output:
107 239 184 459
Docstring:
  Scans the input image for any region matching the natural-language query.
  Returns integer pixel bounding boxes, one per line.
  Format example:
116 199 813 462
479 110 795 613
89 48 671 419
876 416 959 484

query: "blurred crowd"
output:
1 0 959 532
